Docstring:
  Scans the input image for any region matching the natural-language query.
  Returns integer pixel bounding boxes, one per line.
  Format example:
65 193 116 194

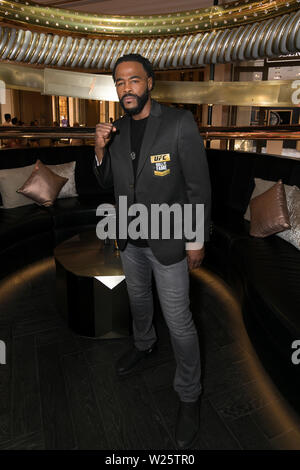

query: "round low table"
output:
54 231 131 338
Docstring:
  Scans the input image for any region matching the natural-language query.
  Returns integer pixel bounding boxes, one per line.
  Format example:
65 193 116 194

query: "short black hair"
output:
11 117 18 125
4 113 11 121
112 53 155 90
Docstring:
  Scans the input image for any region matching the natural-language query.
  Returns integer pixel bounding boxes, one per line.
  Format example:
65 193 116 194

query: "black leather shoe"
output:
175 399 200 449
116 344 156 376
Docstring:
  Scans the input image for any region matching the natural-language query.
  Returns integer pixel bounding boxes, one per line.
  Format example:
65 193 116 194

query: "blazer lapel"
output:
136 100 162 180
117 115 134 180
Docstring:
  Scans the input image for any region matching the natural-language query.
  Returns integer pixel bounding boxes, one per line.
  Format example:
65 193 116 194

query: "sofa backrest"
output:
0 145 108 200
2 146 299 214
206 149 300 222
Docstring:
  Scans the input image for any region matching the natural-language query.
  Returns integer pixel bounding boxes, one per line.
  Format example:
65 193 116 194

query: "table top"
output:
54 231 124 278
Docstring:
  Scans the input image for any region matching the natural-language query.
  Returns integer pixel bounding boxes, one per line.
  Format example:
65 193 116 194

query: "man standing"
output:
94 54 211 449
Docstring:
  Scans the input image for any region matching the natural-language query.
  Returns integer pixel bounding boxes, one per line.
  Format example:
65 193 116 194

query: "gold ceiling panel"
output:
0 0 299 37
1 64 299 107
153 79 300 107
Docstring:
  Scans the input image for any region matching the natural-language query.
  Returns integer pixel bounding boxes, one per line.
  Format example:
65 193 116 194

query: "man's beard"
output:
120 88 149 116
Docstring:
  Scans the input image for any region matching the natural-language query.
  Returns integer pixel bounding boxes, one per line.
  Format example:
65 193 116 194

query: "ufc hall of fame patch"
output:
150 153 171 176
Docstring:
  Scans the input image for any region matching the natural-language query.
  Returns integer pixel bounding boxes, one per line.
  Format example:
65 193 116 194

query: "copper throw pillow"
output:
250 180 291 237
17 160 68 207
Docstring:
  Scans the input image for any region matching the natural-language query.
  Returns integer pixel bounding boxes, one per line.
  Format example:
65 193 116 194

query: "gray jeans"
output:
120 242 201 402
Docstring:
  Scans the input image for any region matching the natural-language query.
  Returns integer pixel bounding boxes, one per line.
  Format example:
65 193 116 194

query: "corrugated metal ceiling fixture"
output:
0 0 299 70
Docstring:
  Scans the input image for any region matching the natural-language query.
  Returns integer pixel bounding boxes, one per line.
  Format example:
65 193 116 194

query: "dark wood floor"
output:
1 257 300 451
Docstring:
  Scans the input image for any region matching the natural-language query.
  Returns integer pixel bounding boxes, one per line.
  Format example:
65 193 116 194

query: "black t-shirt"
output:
130 116 148 179
128 116 148 247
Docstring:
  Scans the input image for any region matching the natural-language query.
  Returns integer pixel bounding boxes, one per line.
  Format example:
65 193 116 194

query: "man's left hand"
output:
186 246 205 271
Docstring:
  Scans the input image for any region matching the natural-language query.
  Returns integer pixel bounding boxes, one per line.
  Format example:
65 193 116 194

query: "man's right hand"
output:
95 123 117 163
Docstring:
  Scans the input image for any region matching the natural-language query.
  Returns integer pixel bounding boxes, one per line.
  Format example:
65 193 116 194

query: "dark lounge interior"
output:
0 0 300 452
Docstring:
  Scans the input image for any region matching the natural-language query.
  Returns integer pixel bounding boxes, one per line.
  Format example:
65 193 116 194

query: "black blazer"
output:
94 99 211 265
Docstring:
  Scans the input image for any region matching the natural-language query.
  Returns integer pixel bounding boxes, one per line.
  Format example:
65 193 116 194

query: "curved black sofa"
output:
0 145 113 280
1 145 300 389
206 149 300 396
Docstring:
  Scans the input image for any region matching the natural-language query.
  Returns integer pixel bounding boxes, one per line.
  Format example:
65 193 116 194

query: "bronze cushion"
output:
250 180 290 238
17 159 68 207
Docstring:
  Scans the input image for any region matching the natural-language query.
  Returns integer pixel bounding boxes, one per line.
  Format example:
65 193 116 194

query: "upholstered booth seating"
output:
1 145 300 382
0 145 113 279
206 149 300 389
